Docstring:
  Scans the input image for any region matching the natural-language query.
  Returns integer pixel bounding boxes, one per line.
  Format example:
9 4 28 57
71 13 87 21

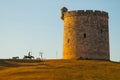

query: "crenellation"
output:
77 10 85 15
94 10 101 14
86 10 93 14
63 10 108 18
102 11 108 17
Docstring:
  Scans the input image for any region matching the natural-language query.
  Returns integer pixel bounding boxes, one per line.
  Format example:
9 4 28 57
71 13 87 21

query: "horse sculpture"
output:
23 52 34 59
12 56 19 59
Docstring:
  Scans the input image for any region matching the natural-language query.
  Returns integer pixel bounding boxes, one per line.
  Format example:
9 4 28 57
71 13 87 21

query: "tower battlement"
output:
61 7 108 20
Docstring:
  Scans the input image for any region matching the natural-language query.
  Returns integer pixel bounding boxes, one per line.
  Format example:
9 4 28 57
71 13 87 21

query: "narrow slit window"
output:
68 39 70 43
101 29 103 33
84 33 86 38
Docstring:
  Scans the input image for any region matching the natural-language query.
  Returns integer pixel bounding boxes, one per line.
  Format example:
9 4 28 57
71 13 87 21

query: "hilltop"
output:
0 59 120 80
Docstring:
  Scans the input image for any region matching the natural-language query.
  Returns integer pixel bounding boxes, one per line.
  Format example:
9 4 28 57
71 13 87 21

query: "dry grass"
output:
0 59 120 80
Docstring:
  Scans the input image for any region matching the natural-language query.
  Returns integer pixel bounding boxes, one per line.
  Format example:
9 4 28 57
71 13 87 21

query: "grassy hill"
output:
0 59 120 80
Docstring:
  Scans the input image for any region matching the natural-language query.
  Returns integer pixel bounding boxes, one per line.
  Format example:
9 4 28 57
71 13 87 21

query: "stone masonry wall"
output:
61 7 110 60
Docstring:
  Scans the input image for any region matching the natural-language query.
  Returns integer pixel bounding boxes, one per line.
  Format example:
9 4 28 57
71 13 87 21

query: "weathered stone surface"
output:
61 7 110 60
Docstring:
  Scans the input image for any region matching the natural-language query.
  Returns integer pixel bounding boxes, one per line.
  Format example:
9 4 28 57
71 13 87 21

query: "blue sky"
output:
0 0 120 61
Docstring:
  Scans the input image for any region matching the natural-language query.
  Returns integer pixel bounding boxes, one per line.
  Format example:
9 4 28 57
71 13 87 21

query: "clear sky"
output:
0 0 120 61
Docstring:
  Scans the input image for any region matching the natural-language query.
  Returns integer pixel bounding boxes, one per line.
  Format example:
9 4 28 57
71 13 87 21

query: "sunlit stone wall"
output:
61 7 110 60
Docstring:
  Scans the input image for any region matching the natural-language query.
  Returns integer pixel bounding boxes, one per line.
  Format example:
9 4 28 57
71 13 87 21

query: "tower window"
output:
68 39 70 43
101 29 103 33
84 33 86 38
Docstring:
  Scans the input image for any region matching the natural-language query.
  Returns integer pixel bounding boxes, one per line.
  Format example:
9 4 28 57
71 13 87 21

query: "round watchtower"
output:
61 7 110 60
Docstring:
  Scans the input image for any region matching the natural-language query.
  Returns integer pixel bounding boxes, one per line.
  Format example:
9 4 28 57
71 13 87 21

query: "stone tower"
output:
61 7 110 60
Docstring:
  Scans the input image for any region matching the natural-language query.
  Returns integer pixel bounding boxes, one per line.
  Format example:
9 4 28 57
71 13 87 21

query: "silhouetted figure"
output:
23 52 34 60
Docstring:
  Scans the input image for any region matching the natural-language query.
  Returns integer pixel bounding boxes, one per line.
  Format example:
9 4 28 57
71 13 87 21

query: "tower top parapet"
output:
61 7 108 20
